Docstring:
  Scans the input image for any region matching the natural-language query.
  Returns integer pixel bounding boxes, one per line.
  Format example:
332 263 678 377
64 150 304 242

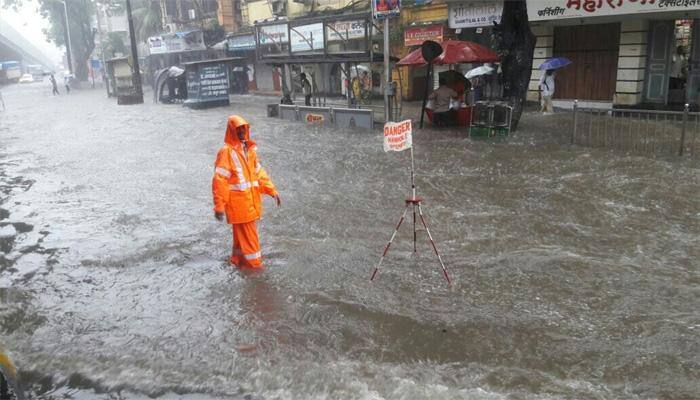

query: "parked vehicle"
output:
27 65 45 81
18 74 34 84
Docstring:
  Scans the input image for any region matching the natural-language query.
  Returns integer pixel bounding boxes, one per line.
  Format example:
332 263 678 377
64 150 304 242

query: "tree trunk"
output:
493 0 536 132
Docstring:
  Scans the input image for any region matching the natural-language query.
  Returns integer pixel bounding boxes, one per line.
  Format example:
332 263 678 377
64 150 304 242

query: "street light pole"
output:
60 0 73 74
125 0 144 103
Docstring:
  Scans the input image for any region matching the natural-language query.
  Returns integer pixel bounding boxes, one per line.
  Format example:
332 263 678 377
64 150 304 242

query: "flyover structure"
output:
0 17 56 69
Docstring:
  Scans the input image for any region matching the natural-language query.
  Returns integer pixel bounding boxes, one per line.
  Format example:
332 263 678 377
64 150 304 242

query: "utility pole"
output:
125 0 144 103
60 0 73 74
383 17 391 122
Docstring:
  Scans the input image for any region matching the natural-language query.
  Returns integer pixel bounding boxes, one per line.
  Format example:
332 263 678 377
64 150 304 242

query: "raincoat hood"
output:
225 115 252 147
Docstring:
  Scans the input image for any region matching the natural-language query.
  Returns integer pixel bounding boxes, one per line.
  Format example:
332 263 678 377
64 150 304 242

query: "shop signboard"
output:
326 20 366 42
448 1 502 29
227 34 256 51
528 0 700 21
259 24 289 45
404 25 444 47
290 23 324 52
373 0 400 19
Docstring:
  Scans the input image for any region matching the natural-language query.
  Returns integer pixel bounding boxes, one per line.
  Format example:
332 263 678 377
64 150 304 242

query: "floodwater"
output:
0 83 698 400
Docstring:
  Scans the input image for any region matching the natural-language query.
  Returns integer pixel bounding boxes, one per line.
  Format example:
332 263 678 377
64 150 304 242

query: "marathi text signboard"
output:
373 0 400 19
186 62 230 108
449 1 502 29
199 64 229 101
227 34 255 51
383 120 412 152
404 25 444 46
528 0 700 21
259 24 289 45
326 20 366 42
290 23 324 52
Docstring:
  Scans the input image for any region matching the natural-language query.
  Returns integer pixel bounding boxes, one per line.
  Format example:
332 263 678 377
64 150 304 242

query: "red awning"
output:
396 40 499 66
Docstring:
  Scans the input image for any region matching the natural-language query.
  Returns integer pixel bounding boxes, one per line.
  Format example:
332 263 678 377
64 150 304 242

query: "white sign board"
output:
383 120 413 152
259 24 289 45
449 1 503 29
528 0 700 21
326 20 366 42
290 23 324 52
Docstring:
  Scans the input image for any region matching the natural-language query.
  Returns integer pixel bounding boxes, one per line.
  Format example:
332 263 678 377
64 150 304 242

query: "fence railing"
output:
571 101 699 157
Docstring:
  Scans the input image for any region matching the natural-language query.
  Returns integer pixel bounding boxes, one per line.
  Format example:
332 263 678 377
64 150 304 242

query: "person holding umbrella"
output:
538 69 555 114
537 57 571 115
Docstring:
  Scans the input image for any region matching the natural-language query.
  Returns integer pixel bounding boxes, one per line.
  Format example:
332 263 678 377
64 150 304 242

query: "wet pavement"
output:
0 82 699 399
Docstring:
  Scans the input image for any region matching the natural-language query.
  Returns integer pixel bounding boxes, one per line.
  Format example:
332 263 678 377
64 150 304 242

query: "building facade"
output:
527 1 700 108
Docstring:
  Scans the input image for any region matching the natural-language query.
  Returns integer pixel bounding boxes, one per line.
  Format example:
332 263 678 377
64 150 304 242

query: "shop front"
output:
527 0 700 108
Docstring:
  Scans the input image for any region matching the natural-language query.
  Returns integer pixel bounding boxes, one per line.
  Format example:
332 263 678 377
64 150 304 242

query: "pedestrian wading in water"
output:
212 115 281 268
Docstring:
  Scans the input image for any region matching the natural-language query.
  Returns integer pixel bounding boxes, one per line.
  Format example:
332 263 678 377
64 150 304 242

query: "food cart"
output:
396 40 500 128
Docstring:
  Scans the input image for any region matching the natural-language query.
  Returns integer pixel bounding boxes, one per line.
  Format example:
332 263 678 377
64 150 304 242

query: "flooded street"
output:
1 83 699 399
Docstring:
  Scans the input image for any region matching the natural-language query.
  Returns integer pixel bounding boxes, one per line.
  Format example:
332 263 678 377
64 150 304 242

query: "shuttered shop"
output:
553 23 620 101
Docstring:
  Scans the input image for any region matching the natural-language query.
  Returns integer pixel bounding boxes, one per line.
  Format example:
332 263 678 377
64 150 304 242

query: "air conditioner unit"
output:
188 9 196 20
270 0 287 15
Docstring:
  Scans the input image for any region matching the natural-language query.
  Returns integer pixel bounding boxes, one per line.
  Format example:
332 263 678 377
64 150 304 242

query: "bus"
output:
0 61 22 84
27 64 45 81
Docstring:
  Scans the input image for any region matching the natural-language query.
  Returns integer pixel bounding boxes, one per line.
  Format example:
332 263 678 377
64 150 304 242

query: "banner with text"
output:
383 120 413 152
528 0 700 21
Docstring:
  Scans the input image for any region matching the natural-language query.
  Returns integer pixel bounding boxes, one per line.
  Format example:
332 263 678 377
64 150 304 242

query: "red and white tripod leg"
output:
370 205 409 282
418 204 451 285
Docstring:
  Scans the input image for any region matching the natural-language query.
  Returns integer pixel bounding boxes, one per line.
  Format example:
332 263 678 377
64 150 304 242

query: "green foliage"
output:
2 0 97 80
131 0 162 42
103 31 126 59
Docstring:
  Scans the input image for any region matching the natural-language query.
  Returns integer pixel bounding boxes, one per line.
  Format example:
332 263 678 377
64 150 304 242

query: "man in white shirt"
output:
538 69 555 114
428 77 458 127
669 46 687 90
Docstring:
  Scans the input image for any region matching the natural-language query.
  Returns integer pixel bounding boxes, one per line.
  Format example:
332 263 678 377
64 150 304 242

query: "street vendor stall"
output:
182 57 245 109
396 40 499 127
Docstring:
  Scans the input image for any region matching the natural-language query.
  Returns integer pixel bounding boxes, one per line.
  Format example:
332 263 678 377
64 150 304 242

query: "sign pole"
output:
419 61 431 129
383 17 391 123
371 120 451 285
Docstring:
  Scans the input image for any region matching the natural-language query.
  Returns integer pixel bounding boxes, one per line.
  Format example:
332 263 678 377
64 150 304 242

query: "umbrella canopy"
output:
465 65 494 79
539 57 572 70
397 40 499 66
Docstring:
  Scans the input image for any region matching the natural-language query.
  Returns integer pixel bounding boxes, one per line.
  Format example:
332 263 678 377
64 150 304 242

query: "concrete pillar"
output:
614 19 649 106
527 24 554 102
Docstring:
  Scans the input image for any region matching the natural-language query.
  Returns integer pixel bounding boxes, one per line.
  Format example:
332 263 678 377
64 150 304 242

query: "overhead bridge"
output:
0 17 55 68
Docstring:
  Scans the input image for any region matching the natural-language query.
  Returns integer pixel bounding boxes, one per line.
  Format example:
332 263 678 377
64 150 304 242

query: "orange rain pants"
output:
230 221 263 268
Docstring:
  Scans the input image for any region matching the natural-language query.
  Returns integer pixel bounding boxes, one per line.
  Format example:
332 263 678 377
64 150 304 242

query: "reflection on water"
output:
0 83 698 399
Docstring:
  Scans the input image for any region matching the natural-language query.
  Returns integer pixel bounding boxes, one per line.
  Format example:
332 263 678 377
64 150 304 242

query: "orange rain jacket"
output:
212 115 278 224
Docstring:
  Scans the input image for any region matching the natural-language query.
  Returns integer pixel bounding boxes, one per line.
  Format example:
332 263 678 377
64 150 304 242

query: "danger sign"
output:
383 119 412 152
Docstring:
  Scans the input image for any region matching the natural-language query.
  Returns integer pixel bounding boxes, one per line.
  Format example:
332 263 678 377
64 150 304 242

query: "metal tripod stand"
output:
370 147 451 285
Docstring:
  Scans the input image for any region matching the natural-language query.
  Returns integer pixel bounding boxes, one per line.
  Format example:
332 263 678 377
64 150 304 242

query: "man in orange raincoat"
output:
212 115 281 268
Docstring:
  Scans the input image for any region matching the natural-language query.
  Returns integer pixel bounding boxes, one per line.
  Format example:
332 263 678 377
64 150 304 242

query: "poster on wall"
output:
448 1 502 29
528 0 700 21
290 23 324 52
373 0 400 19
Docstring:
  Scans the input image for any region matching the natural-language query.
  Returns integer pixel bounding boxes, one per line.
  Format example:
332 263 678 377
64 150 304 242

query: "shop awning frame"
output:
254 12 393 65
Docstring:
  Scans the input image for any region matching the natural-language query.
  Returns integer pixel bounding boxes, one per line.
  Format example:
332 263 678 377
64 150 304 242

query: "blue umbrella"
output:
539 57 572 70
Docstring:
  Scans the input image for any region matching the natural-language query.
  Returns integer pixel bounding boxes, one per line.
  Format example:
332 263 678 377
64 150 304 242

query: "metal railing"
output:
571 101 699 157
